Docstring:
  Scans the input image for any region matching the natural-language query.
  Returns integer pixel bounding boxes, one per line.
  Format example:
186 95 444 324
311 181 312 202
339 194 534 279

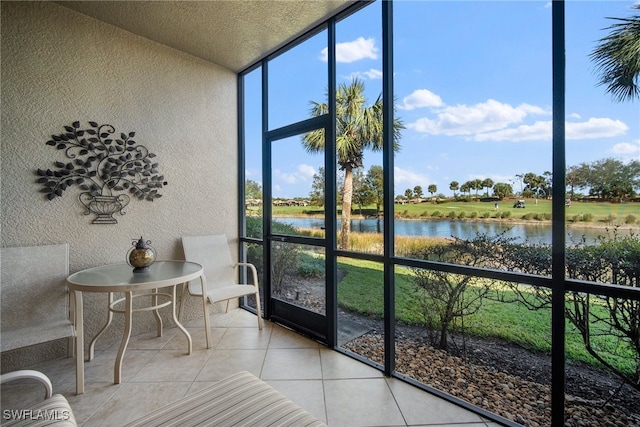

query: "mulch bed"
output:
278 275 640 426
344 333 639 427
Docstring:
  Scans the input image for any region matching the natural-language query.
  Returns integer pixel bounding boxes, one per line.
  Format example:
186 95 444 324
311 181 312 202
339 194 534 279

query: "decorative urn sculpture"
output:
127 237 156 273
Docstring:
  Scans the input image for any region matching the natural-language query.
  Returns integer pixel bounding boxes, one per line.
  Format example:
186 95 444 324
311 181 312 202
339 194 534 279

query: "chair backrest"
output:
182 235 236 296
1 243 70 351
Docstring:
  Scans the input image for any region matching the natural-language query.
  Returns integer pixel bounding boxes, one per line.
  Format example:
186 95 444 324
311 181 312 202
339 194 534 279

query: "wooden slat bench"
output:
125 371 327 427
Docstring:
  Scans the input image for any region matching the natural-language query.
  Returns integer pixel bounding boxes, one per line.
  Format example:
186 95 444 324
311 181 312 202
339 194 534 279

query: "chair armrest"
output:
0 370 53 399
236 262 259 287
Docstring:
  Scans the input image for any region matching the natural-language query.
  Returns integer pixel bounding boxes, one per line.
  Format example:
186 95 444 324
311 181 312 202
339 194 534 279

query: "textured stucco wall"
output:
1 2 239 370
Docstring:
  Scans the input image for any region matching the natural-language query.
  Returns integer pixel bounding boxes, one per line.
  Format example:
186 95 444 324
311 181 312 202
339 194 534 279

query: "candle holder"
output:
127 237 156 273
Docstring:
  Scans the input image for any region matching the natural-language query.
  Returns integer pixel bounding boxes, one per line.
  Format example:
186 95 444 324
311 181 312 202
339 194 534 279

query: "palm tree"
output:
427 184 437 199
449 181 459 198
460 182 471 198
302 78 404 249
481 178 494 198
472 179 483 200
590 5 640 102
413 185 423 200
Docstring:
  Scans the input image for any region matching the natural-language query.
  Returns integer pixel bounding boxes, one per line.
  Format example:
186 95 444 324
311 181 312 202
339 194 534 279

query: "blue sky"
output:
245 1 639 199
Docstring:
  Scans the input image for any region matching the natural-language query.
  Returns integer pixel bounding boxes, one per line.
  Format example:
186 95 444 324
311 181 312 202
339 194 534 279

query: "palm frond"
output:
590 5 640 102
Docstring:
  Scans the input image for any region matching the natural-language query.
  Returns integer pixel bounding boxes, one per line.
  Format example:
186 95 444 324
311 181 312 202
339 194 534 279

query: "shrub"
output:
447 211 457 219
246 217 302 293
411 234 504 350
395 236 449 258
298 254 324 278
458 211 466 219
572 213 594 222
531 213 548 221
482 211 491 218
431 210 441 217
247 216 302 237
271 243 300 293
625 214 636 224
245 216 262 238
470 211 478 218
501 211 511 218
522 213 533 220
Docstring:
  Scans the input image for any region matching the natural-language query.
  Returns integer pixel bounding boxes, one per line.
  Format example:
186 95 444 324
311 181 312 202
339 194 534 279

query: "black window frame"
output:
237 2 640 426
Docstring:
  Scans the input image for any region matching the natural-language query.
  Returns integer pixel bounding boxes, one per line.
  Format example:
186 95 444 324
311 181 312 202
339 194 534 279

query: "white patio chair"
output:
1 243 75 355
179 235 263 347
1 370 77 426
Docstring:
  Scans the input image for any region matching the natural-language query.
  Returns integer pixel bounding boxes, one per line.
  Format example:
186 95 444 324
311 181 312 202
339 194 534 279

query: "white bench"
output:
1 244 75 354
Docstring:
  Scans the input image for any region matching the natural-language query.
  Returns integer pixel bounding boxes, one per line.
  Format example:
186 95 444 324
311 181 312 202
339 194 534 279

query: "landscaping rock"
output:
343 334 640 426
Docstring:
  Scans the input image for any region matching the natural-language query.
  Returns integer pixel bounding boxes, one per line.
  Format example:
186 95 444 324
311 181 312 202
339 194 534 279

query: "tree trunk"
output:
439 322 448 350
341 167 353 250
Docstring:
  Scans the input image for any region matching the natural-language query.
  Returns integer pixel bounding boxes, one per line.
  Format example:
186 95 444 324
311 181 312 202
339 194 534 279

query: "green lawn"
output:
263 200 639 374
264 198 640 226
336 257 636 375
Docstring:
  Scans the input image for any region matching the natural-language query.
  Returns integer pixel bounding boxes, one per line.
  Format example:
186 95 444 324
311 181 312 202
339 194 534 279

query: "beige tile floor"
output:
2 309 499 426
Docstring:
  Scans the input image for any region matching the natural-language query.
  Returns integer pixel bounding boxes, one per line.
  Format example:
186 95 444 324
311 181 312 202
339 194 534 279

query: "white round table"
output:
67 260 204 394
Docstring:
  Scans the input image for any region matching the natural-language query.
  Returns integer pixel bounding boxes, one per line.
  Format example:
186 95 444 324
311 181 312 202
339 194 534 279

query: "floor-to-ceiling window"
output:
562 2 640 425
240 18 336 342
332 0 388 368
391 2 554 424
240 1 640 425
240 65 264 314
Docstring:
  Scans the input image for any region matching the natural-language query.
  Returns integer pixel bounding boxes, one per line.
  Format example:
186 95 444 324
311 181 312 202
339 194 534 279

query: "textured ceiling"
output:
57 1 355 72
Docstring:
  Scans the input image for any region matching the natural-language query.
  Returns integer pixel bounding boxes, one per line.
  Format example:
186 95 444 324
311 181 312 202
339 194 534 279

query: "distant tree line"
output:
246 157 640 211
400 157 639 203
567 158 640 202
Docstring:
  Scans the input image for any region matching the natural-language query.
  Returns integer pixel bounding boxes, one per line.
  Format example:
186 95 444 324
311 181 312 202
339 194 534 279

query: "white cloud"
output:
566 117 628 139
297 163 316 179
274 164 316 186
402 88 629 144
320 37 378 63
408 99 549 136
399 89 443 110
473 121 552 142
612 140 640 154
393 166 431 190
349 68 383 80
490 174 516 184
245 169 259 179
518 104 549 115
275 169 298 184
472 117 628 142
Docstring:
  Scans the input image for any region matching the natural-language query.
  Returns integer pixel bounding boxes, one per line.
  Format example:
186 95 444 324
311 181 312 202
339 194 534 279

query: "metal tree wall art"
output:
35 121 168 224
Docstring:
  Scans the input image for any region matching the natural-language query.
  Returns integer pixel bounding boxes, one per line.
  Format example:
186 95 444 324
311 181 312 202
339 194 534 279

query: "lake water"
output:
274 217 633 245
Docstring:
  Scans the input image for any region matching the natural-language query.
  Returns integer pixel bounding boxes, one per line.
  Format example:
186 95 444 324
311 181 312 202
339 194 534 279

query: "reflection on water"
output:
274 217 634 245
